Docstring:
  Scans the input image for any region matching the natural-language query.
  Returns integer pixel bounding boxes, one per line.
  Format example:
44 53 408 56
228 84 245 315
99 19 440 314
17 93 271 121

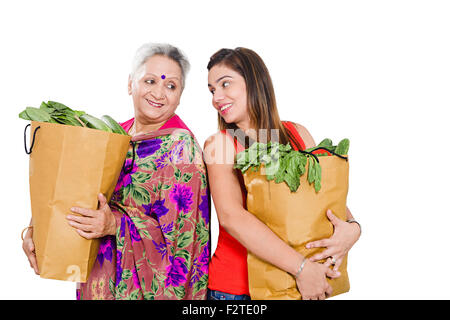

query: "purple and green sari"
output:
77 115 210 300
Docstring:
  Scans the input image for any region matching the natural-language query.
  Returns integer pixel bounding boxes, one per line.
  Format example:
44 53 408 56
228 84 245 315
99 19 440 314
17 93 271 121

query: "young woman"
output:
203 47 361 300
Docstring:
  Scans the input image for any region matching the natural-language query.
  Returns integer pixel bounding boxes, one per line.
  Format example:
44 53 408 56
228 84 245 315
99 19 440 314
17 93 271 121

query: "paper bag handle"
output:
24 124 40 155
307 146 348 162
123 141 136 174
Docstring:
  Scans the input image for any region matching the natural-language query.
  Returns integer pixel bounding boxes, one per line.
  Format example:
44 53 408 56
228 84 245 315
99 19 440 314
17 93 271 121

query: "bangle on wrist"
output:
346 219 361 234
295 257 307 279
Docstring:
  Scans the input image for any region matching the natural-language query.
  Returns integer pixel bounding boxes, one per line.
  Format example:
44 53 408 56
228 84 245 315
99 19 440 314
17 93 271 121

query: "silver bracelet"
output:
295 258 307 279
346 219 361 234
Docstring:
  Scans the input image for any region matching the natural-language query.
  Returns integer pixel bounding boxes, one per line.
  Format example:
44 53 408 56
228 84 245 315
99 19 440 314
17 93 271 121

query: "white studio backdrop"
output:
1 0 449 299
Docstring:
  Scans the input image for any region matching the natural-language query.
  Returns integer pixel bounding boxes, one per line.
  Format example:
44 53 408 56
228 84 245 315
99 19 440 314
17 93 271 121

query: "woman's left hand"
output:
305 209 361 271
66 193 116 239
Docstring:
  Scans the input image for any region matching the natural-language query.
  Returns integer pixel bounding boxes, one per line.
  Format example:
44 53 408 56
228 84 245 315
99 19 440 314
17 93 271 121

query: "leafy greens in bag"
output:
234 138 349 192
19 100 128 135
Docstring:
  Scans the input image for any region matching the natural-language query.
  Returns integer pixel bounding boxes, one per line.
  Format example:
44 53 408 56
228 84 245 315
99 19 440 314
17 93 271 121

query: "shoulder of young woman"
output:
203 131 236 167
290 122 316 149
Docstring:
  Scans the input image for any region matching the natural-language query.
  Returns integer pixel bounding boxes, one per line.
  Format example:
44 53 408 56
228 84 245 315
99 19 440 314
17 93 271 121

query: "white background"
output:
1 0 449 299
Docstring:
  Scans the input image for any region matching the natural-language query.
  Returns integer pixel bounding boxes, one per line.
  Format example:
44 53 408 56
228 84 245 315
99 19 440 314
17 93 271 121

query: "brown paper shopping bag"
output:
244 155 350 299
26 121 130 282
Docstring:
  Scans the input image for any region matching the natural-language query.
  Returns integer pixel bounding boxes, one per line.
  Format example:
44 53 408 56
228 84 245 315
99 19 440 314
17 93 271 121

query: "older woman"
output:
22 43 210 300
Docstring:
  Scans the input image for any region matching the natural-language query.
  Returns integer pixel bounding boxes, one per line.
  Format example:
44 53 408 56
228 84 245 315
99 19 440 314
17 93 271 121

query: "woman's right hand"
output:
22 228 39 275
296 258 338 300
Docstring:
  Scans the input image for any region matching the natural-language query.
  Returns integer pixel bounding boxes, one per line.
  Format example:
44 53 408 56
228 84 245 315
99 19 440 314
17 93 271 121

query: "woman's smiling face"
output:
129 54 182 125
208 63 250 129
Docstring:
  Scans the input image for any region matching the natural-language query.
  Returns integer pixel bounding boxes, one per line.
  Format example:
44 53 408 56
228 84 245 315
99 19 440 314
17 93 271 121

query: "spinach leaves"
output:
234 138 349 192
19 101 128 135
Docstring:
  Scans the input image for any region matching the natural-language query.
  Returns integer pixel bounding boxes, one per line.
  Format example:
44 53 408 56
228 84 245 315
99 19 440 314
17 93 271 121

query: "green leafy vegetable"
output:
80 114 112 132
335 138 350 155
102 115 128 135
19 110 31 120
18 100 129 135
234 138 349 192
24 107 52 122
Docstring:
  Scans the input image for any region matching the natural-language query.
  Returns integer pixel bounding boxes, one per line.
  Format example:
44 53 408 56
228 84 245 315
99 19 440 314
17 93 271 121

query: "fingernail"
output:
66 215 72 219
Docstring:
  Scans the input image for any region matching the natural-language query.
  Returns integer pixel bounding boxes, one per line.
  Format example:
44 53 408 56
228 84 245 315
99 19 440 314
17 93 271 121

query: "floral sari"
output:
77 115 210 300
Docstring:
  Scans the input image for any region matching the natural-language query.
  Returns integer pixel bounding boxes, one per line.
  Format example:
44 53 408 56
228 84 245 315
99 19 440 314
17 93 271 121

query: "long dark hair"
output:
207 47 301 149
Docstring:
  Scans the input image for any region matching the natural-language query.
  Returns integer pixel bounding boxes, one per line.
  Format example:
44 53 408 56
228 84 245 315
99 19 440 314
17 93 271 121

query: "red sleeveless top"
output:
207 121 306 295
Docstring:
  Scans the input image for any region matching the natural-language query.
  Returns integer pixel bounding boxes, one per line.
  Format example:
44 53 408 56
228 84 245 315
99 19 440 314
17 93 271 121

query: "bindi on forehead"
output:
142 72 179 82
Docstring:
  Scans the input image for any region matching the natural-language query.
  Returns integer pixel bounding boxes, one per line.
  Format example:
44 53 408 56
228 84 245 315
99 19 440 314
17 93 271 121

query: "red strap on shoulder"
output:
282 121 306 151
222 125 306 152
221 129 245 153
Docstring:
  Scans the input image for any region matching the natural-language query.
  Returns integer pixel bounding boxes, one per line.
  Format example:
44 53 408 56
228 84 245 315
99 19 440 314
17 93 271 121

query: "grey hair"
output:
130 42 190 89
